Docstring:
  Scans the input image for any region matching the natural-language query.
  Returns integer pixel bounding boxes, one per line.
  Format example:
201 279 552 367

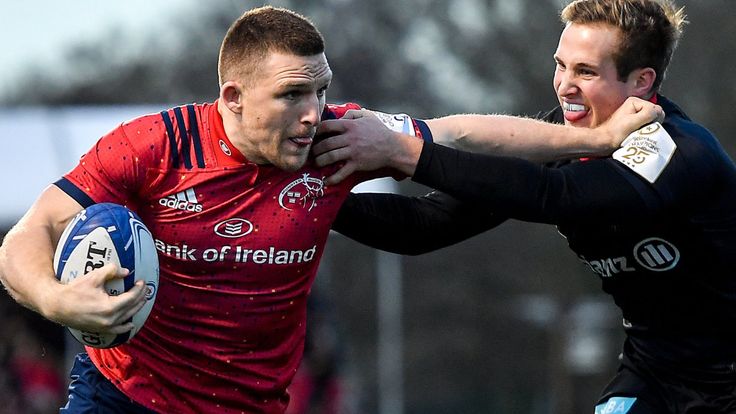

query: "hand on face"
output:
596 96 664 148
312 109 403 184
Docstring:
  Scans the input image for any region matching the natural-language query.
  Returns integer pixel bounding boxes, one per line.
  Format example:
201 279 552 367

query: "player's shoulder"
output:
120 102 216 169
660 97 726 161
115 106 173 147
323 103 362 120
643 96 736 186
659 96 715 143
122 102 211 139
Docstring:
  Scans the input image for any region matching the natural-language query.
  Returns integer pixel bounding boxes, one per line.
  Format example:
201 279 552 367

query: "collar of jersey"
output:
210 101 249 166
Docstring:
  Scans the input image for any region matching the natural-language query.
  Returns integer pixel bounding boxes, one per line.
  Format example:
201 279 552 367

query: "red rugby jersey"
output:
56 102 428 413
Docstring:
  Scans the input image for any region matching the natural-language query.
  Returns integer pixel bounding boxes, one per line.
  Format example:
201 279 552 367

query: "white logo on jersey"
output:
368 110 417 136
582 256 636 278
219 139 232 156
155 238 318 265
633 237 680 271
278 173 325 212
214 218 254 238
158 187 203 212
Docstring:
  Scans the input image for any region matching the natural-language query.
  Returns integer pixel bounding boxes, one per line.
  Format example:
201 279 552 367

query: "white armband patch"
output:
612 122 676 183
369 110 416 137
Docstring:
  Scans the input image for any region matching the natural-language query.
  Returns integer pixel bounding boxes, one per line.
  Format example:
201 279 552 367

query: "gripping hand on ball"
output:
52 263 148 334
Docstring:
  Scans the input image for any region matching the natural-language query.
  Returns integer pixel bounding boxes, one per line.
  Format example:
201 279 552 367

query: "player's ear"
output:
630 67 656 96
220 81 243 114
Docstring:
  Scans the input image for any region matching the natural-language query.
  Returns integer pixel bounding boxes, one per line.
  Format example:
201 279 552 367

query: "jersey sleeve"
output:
412 143 649 224
324 103 433 142
411 120 721 225
323 103 432 184
55 122 149 208
332 191 505 255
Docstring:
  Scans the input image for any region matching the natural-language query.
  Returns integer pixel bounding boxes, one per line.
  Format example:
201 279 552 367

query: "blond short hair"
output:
561 0 687 91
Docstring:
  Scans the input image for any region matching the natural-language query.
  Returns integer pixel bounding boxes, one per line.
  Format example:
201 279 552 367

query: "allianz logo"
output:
158 188 203 212
582 237 680 278
633 237 680 271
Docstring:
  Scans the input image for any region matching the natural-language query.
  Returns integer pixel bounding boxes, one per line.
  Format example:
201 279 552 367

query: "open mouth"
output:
289 136 314 147
562 102 589 123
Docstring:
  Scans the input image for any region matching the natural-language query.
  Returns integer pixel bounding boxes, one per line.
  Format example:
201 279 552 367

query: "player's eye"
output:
282 91 298 101
578 68 596 76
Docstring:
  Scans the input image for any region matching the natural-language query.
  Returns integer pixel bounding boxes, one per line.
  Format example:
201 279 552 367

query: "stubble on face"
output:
236 52 332 171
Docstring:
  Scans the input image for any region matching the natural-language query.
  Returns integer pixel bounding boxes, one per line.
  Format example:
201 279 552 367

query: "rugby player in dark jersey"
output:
316 0 736 412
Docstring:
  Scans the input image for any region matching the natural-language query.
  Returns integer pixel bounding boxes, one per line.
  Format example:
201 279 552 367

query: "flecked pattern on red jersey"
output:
60 102 395 413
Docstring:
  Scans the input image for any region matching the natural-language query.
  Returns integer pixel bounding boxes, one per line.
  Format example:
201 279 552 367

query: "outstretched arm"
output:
427 97 658 160
333 191 505 255
313 96 663 184
0 185 147 334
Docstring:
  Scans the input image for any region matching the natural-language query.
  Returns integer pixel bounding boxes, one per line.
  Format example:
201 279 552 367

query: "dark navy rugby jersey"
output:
334 95 736 368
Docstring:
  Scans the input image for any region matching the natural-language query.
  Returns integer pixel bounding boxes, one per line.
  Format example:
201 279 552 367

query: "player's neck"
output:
217 99 255 161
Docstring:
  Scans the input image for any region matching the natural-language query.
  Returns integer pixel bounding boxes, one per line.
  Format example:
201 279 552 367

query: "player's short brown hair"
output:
561 0 687 92
218 6 325 86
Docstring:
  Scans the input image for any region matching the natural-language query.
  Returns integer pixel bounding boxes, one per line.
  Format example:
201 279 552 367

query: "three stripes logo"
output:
160 104 206 170
158 188 203 213
633 237 680 272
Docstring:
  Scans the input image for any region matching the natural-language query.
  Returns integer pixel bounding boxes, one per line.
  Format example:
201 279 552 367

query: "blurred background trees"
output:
1 1 735 413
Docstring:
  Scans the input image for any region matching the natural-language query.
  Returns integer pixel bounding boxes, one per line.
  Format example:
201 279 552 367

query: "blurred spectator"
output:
287 295 354 414
0 292 65 414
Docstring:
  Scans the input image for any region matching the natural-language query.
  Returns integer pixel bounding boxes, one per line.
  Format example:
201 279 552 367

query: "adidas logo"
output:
159 188 203 212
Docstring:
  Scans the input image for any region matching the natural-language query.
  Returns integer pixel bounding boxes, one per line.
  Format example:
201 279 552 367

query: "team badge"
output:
613 122 676 183
279 173 325 212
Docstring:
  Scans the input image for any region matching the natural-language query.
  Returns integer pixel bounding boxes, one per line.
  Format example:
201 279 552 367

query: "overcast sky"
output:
0 1 199 216
0 1 201 94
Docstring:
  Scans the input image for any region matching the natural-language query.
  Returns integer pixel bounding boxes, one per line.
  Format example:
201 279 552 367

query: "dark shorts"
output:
60 353 155 414
596 352 736 414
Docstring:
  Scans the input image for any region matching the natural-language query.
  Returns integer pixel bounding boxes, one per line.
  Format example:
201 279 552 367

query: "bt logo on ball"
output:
84 241 109 274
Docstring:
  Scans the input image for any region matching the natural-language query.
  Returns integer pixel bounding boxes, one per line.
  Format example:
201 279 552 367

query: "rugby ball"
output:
53 203 159 348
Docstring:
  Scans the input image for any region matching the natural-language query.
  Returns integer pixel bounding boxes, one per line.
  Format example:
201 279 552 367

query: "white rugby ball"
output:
53 203 159 348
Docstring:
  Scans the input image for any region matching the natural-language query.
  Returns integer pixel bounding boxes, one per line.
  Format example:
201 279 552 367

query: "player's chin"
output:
565 117 593 128
276 153 310 172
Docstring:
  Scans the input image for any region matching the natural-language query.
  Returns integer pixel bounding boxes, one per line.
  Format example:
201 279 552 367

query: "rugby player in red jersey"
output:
0 5 659 414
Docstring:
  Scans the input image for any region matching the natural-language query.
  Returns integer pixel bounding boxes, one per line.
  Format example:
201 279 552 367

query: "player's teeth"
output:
564 103 586 112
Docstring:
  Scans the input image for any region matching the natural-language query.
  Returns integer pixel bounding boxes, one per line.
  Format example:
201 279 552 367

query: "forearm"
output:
385 131 425 176
0 185 83 322
333 192 505 255
426 115 614 162
413 143 652 223
0 216 65 318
